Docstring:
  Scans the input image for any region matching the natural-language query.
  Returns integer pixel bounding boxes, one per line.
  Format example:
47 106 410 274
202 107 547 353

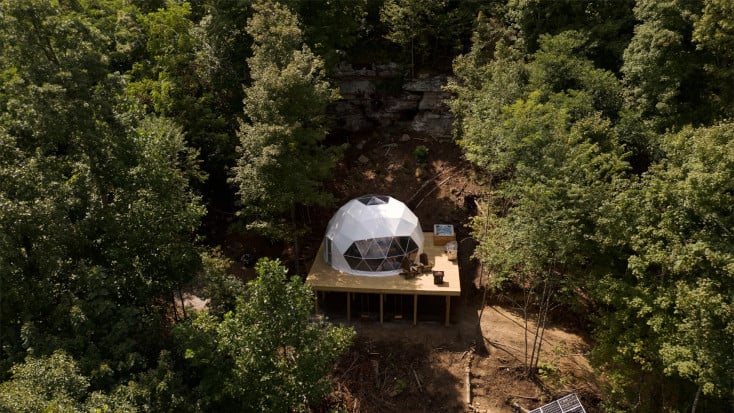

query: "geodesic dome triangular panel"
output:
323 195 424 276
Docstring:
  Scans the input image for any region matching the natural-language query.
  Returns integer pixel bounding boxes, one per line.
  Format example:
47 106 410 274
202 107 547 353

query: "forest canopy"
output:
0 0 732 411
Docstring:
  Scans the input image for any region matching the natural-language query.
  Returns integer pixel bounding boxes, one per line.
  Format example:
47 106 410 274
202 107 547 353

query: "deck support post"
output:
346 292 351 323
413 294 418 325
445 296 451 327
379 294 384 324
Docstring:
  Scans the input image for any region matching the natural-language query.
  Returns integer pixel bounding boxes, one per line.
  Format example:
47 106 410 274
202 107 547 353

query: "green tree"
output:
450 25 629 379
0 351 136 413
449 31 623 175
594 122 734 411
450 4 733 410
232 0 341 271
471 93 627 374
380 0 446 74
380 0 476 73
175 259 354 411
692 0 734 119
126 1 238 203
0 351 90 412
508 0 635 71
191 0 253 120
621 0 732 130
528 31 623 120
446 40 526 173
197 248 246 318
282 0 369 70
0 0 203 384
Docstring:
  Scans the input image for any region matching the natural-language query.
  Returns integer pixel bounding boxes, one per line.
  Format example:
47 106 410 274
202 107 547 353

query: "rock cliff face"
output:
330 63 454 139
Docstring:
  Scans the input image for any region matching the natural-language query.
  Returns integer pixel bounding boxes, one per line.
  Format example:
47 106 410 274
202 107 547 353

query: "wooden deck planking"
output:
307 232 461 325
306 232 461 296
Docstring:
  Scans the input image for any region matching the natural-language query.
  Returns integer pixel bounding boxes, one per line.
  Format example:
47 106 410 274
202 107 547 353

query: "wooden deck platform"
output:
307 232 460 326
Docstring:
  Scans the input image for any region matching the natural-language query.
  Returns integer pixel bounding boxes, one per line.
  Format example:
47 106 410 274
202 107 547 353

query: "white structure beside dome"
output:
323 195 424 276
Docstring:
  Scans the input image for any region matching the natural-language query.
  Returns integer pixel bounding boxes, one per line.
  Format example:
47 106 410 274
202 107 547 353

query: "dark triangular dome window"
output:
344 243 361 258
355 259 372 272
405 238 419 254
345 255 362 269
357 195 390 205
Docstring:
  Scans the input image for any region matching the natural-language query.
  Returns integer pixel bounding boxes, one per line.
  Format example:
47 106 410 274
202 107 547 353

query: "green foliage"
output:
0 351 136 413
508 0 635 71
380 0 479 68
451 20 629 377
232 0 341 239
692 0 734 119
117 350 190 413
621 0 733 131
446 42 526 172
449 29 623 175
413 145 429 165
593 122 734 409
125 0 250 203
529 31 623 119
2 0 732 410
282 0 369 69
693 0 734 64
197 248 246 318
453 4 733 407
0 0 203 386
467 101 627 373
0 351 89 412
380 0 448 53
175 259 355 411
471 93 627 293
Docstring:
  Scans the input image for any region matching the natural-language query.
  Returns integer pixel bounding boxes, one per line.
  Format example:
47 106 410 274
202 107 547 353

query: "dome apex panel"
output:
357 194 390 205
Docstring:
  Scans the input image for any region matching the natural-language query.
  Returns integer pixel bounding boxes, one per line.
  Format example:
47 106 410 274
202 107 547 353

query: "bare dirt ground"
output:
304 131 604 412
182 289 601 412
319 300 601 413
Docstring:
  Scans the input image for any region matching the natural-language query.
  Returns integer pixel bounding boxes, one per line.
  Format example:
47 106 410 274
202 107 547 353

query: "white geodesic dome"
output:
323 195 424 276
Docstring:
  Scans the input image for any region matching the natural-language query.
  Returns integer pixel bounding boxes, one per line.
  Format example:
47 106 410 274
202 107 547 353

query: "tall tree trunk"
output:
531 281 552 371
476 197 492 329
172 292 180 322
179 285 187 319
691 385 701 413
522 285 532 370
528 281 545 372
411 37 415 78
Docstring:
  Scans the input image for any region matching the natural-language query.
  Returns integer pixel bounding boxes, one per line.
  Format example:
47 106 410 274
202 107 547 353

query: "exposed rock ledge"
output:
329 63 454 139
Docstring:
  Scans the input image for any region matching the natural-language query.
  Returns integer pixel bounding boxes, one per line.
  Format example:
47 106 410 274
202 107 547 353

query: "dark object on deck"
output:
420 252 429 266
400 255 433 279
433 270 444 284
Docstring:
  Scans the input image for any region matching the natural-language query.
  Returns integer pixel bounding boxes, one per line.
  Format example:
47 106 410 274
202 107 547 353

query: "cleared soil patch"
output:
318 298 601 413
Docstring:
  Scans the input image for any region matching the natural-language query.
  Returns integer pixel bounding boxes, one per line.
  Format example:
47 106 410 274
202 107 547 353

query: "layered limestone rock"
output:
330 63 453 138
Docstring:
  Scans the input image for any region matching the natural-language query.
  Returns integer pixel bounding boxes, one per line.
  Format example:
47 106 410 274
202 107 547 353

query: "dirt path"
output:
474 303 600 412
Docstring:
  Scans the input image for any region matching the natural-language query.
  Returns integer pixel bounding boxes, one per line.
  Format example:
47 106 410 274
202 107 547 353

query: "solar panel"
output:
528 394 586 413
